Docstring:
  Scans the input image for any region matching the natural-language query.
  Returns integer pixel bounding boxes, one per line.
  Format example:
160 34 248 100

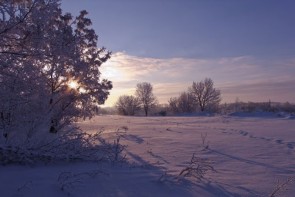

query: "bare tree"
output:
190 78 221 112
115 95 141 116
178 91 197 113
168 92 196 114
135 82 157 116
168 97 179 114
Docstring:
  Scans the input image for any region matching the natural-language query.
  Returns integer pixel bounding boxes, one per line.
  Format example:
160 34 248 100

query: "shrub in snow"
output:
178 153 215 181
0 128 127 165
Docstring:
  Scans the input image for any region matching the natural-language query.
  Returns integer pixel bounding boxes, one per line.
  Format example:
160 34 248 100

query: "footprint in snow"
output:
239 130 248 136
259 137 271 141
287 142 295 149
276 139 284 144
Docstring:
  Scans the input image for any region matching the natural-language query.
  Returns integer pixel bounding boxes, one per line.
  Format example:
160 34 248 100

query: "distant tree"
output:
168 97 179 113
115 95 141 116
190 78 221 112
155 104 168 116
135 82 157 116
234 97 241 112
178 92 196 113
168 92 196 114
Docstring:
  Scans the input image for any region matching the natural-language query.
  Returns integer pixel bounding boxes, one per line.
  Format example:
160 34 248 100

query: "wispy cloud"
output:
101 52 295 106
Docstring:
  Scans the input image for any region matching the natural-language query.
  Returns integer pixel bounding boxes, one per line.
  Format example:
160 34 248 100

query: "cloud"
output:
100 52 295 106
221 79 295 102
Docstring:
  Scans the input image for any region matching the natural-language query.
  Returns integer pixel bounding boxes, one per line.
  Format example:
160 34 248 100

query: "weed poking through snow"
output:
178 153 215 181
17 180 33 194
269 176 295 197
201 132 209 150
58 170 107 195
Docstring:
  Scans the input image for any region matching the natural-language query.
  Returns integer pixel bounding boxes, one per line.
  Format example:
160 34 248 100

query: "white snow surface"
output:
1 115 295 197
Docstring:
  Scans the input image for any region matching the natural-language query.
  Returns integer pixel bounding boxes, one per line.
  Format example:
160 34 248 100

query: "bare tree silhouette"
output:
190 78 221 112
135 82 157 116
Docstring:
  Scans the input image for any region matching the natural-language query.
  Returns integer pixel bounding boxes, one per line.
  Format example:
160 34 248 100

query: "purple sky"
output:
61 0 295 106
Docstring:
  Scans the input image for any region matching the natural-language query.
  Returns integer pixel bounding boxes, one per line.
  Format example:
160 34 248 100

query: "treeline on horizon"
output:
101 77 295 116
101 93 295 116
100 100 295 116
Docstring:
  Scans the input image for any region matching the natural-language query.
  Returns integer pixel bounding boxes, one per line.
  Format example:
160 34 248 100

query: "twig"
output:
269 176 295 197
178 153 215 181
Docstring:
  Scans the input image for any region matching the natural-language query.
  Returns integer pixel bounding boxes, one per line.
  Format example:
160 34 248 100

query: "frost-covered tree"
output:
177 92 197 113
190 78 221 112
115 95 141 116
168 92 196 114
168 97 179 113
135 82 157 116
0 0 59 140
0 0 112 143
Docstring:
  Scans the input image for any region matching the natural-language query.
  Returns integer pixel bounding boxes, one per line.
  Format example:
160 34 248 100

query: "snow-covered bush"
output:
0 128 127 165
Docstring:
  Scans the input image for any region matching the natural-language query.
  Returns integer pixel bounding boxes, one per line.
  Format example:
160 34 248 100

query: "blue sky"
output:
61 0 295 106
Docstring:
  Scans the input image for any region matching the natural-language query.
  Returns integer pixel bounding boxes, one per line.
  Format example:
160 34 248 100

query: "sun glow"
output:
67 79 87 94
68 80 79 89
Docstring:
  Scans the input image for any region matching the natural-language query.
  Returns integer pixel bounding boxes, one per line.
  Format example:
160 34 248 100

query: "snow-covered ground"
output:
1 114 295 196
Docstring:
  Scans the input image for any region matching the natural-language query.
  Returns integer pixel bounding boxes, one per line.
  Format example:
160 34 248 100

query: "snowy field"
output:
1 114 295 197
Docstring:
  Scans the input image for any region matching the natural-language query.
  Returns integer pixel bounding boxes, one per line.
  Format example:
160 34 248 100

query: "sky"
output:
61 0 295 107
